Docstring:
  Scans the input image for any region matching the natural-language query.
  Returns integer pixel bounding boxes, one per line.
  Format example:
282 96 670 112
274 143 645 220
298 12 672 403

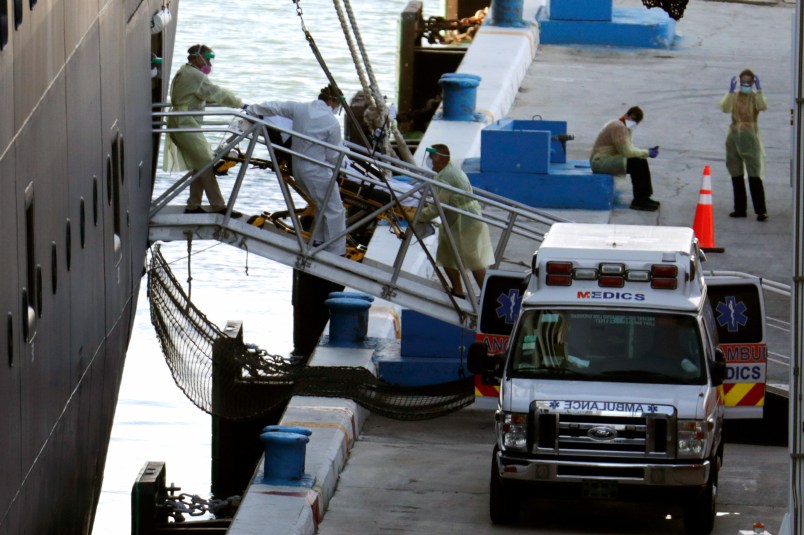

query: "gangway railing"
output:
150 106 568 329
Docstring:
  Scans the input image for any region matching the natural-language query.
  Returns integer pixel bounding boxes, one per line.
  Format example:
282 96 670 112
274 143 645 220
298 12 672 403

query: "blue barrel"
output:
260 429 310 481
490 0 526 27
325 297 372 344
438 73 481 122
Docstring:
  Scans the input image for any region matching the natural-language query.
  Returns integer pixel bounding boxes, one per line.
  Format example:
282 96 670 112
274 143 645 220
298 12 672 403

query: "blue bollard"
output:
325 297 372 345
438 73 481 122
490 0 528 27
260 426 311 482
327 292 375 303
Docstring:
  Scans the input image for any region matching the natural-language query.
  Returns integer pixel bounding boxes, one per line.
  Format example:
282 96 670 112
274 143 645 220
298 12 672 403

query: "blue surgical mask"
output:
740 84 752 94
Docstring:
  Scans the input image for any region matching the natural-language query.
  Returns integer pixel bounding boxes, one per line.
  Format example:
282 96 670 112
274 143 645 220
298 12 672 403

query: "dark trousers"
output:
731 176 766 215
626 158 654 201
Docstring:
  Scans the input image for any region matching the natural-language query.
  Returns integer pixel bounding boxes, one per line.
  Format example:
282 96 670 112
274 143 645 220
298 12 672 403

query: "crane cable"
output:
334 0 414 165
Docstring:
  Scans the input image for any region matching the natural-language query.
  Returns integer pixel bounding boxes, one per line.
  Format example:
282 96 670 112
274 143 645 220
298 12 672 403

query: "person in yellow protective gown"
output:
420 144 494 298
720 68 768 221
163 44 244 217
590 106 660 211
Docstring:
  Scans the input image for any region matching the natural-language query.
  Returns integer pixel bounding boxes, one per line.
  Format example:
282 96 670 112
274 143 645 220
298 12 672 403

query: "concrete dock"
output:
227 0 796 533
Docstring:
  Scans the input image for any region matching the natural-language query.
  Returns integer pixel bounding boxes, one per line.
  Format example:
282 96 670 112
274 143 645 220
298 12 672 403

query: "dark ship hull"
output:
0 0 177 532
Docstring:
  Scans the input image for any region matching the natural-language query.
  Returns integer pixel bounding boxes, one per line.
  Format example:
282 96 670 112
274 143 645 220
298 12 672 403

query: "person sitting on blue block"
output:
590 106 660 212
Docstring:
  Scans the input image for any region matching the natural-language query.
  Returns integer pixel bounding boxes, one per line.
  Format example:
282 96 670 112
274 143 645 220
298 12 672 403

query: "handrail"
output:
151 106 563 257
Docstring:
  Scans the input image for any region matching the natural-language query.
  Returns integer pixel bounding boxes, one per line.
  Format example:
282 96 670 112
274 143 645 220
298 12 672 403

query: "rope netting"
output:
147 245 475 421
642 0 688 21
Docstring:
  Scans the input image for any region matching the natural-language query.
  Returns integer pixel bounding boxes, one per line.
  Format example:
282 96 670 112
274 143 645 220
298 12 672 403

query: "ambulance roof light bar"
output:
544 261 680 289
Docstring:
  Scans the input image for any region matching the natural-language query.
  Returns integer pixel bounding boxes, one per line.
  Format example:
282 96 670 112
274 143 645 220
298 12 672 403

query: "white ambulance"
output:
469 223 767 535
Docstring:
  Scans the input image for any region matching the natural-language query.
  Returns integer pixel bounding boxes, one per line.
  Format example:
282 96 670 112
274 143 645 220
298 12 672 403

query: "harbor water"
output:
92 0 443 532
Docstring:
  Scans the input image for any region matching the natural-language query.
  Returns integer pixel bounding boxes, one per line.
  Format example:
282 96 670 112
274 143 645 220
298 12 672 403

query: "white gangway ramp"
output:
149 108 565 329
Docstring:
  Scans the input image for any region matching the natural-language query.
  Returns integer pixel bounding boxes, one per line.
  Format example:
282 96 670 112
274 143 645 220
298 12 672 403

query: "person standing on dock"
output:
246 84 347 255
590 106 660 212
720 68 768 222
164 44 244 217
421 144 494 299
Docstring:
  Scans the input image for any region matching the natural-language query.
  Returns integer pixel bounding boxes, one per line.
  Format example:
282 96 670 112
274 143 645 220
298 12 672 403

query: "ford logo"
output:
588 426 617 441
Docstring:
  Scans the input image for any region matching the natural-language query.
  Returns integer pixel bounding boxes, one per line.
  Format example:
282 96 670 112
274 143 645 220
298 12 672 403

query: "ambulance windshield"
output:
508 309 706 385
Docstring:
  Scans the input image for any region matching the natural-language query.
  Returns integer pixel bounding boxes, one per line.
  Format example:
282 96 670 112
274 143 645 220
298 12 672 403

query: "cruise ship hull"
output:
0 0 177 532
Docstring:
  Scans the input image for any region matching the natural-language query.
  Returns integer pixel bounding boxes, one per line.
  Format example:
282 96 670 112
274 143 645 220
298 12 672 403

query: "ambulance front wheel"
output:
489 448 519 525
683 461 718 535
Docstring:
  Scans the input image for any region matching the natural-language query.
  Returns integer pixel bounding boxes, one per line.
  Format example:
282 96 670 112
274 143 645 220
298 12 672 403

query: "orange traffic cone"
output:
692 165 724 253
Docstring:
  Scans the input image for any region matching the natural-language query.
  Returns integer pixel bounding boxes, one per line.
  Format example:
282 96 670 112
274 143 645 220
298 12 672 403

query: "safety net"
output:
642 0 688 21
147 245 475 421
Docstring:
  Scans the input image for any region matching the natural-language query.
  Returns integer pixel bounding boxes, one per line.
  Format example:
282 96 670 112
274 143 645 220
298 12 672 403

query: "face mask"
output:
625 119 637 130
740 84 752 94
425 158 433 170
200 64 212 75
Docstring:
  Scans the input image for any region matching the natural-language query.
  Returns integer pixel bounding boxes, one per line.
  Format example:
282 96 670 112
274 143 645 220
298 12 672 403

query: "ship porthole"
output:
35 265 42 318
106 154 113 205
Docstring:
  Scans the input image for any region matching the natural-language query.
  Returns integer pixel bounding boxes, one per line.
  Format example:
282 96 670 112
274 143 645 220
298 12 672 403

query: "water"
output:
92 0 443 532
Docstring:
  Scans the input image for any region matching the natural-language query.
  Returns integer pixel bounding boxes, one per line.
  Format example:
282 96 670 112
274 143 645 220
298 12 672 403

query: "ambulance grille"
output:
531 414 671 455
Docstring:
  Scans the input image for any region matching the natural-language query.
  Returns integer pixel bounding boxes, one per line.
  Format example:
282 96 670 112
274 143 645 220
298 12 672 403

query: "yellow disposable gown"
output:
421 161 494 271
589 118 648 176
720 91 767 179
163 64 242 172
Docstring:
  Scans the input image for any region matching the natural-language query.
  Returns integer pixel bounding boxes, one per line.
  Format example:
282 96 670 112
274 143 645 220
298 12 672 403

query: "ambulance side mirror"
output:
710 347 726 386
468 342 505 378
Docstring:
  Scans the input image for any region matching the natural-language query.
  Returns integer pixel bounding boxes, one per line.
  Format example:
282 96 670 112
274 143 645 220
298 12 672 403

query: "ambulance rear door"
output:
474 270 528 396
705 274 767 419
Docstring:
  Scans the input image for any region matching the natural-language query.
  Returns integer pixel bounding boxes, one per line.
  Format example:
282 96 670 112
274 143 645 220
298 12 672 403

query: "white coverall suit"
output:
248 100 346 255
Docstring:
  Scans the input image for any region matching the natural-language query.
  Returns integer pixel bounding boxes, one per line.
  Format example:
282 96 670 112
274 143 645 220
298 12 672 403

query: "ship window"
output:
111 134 123 266
23 182 37 342
12 0 20 30
1 0 8 50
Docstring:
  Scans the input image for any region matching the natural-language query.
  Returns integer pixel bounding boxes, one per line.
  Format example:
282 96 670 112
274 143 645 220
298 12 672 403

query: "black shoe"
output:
630 199 659 212
729 211 747 218
645 198 660 206
757 213 768 222
214 208 243 218
184 207 206 214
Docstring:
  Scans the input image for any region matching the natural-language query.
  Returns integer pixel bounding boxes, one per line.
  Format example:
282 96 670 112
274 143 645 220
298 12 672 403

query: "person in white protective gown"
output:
163 44 244 217
420 144 494 299
247 84 347 254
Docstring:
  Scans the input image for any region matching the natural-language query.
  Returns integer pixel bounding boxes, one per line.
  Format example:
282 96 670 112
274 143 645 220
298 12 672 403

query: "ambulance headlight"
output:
677 420 707 458
500 412 528 450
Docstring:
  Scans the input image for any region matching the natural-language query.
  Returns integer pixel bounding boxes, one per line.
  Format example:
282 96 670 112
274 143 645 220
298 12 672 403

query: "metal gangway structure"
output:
149 106 566 329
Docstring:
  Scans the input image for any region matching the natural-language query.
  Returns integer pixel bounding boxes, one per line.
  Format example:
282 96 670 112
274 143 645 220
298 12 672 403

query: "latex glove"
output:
754 75 762 91
648 146 659 159
729 76 737 93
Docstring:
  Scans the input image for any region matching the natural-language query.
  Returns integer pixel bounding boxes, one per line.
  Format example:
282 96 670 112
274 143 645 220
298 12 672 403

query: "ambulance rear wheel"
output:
683 464 717 534
489 450 519 525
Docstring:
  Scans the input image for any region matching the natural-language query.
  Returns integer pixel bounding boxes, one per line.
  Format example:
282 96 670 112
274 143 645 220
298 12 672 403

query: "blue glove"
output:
241 103 249 110
729 76 737 93
648 146 659 159
754 75 761 91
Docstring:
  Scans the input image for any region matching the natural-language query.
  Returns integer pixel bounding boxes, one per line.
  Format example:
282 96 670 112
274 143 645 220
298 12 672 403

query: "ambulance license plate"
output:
581 479 618 499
